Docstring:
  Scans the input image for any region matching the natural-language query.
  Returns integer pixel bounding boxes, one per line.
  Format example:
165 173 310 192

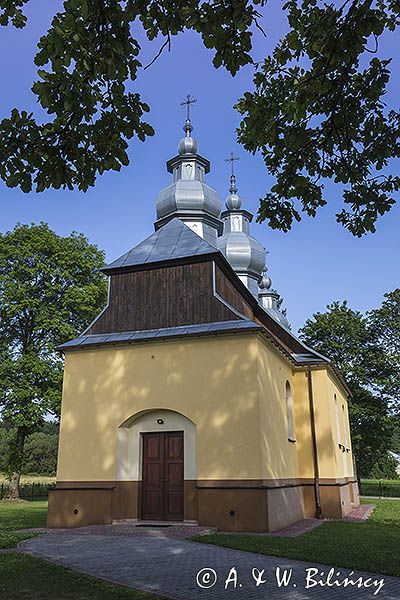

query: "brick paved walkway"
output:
19 523 215 539
21 531 399 599
343 504 375 522
18 518 321 540
264 518 323 537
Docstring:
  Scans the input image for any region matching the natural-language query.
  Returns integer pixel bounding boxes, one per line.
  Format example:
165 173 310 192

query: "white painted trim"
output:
116 409 197 481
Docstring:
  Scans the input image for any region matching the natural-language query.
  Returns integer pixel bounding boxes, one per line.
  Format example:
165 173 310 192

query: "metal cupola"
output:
154 95 222 246
217 153 266 297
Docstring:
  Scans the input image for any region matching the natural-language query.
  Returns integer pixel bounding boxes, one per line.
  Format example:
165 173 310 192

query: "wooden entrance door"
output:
141 431 184 521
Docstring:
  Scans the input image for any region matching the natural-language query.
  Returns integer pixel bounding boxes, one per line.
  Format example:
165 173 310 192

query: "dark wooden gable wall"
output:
214 265 254 321
87 259 256 335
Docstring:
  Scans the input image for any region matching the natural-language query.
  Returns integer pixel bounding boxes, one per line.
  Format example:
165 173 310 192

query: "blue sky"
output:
1 2 399 333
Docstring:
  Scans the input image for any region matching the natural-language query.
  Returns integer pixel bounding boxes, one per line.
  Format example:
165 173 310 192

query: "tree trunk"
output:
4 471 21 500
3 427 26 501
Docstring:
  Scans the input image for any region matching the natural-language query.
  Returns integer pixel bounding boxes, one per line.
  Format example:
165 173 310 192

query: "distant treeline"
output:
0 421 58 476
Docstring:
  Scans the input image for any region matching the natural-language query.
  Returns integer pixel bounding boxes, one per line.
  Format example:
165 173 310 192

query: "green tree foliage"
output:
0 1 398 235
0 223 107 497
299 299 397 478
392 420 400 454
368 289 400 405
237 0 400 236
0 421 59 475
21 432 58 476
36 420 59 436
0 0 261 194
369 452 399 480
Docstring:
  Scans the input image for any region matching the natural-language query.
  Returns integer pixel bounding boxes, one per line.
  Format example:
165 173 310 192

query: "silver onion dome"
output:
258 269 290 329
259 272 272 291
226 190 242 210
155 96 222 246
178 119 199 155
218 166 266 297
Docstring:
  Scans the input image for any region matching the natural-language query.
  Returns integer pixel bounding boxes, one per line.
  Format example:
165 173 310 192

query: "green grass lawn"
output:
0 500 48 549
192 499 400 578
0 501 163 599
0 554 162 599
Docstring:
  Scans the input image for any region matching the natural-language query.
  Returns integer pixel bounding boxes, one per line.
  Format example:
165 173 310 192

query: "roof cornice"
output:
101 251 221 276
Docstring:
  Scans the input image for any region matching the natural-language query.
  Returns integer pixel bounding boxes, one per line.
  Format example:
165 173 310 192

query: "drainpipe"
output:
307 367 321 519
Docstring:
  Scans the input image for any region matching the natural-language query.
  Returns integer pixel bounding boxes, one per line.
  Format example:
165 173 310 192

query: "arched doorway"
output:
116 409 197 521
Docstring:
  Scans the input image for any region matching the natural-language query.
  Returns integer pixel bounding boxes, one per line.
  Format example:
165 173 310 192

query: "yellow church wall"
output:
292 371 315 480
342 401 355 478
310 368 354 480
255 340 352 485
56 331 356 487
326 370 355 479
256 337 299 481
309 369 337 479
57 334 264 483
53 331 359 528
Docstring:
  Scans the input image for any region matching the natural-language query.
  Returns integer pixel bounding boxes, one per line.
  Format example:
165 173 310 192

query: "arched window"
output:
286 381 296 442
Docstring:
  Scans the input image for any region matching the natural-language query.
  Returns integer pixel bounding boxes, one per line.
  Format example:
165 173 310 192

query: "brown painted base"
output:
319 479 360 520
197 488 268 532
47 479 360 531
47 487 113 528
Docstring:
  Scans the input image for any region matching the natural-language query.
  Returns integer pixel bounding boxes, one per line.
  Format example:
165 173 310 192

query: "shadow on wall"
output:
60 337 265 481
58 335 342 514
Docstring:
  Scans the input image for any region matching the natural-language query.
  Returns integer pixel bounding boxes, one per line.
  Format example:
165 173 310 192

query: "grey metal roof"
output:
291 353 326 364
57 320 263 351
102 218 219 274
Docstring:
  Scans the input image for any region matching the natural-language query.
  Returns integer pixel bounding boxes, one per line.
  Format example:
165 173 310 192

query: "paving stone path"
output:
0 548 22 554
343 505 375 522
21 530 399 600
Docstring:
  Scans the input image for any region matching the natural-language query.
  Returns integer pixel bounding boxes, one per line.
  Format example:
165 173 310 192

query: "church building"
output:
48 100 359 532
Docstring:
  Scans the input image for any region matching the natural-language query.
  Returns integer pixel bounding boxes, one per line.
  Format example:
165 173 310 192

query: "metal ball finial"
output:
259 270 272 290
178 136 198 155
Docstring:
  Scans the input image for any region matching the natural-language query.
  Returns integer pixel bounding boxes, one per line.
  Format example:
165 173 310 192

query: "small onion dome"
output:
225 192 242 210
218 176 265 280
178 135 198 155
259 272 272 290
218 228 266 277
156 123 221 226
